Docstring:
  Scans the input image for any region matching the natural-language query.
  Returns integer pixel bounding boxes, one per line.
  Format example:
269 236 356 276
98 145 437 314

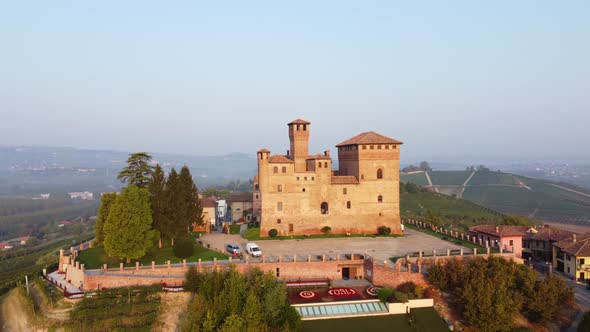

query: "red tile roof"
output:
336 131 403 147
201 197 217 208
288 119 311 125
228 192 253 203
525 226 575 242
307 154 331 160
331 176 359 185
469 225 530 237
269 155 294 163
257 148 270 153
554 233 590 256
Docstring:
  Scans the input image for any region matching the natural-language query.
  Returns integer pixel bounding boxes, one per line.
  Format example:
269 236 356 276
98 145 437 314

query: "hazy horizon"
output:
1 1 589 163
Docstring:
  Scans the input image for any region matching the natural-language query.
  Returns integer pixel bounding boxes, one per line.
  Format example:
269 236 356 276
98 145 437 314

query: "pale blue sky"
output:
1 1 588 163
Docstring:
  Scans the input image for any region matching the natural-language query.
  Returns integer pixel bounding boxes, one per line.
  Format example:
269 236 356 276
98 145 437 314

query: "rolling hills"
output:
401 170 590 226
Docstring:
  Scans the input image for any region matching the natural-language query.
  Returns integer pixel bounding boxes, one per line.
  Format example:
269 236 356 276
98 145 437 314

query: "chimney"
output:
495 226 500 233
286 150 290 157
573 234 577 243
324 150 330 157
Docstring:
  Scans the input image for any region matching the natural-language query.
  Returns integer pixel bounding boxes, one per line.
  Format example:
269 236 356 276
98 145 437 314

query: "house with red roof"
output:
469 225 531 258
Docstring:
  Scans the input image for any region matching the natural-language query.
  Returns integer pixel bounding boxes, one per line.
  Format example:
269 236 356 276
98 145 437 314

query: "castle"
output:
253 119 403 237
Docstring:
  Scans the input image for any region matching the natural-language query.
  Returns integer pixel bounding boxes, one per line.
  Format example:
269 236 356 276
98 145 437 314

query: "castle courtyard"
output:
200 228 466 263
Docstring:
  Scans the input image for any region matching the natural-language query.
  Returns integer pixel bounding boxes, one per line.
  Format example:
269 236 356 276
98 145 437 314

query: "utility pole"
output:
25 275 29 296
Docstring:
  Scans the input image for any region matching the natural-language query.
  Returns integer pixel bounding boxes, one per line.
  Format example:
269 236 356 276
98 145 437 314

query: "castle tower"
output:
288 119 310 172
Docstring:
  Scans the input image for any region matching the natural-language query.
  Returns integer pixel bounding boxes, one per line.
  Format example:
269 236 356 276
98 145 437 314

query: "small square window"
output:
370 145 374 150
362 145 367 150
302 188 306 192
312 177 315 180
385 145 390 149
277 219 281 224
377 145 382 149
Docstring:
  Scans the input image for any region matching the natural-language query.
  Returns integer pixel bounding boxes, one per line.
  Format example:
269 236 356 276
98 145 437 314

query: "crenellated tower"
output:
288 119 310 172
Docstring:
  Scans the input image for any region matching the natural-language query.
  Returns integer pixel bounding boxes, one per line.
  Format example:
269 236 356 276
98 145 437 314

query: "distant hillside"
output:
0 146 257 195
401 170 590 226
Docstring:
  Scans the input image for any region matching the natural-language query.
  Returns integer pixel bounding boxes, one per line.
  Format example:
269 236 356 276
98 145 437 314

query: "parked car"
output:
246 242 262 257
226 244 241 255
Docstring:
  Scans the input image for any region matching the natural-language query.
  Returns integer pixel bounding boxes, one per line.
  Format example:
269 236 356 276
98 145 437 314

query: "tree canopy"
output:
117 152 154 188
94 192 117 245
103 185 156 263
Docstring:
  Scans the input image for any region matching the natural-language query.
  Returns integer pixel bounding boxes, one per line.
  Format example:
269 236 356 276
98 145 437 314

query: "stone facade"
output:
254 119 403 237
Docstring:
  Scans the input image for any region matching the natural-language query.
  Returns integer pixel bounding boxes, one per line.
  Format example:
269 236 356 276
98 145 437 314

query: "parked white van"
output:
246 242 262 257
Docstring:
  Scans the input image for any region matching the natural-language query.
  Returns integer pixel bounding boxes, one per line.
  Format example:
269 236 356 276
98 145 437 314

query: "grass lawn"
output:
242 227 402 241
229 224 241 234
301 308 449 332
78 245 229 269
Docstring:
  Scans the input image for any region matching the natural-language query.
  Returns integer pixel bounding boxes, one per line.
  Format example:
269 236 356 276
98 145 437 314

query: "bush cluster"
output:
172 237 195 258
268 228 278 237
320 226 332 234
183 267 300 331
377 226 391 235
428 256 573 330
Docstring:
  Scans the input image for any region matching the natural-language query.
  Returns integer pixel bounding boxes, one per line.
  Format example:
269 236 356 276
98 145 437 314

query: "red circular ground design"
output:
299 290 317 299
328 287 358 297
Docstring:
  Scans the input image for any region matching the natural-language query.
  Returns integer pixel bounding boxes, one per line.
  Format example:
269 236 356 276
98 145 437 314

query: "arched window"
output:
324 162 328 168
282 166 287 173
321 202 329 215
318 162 322 168
346 201 351 209
273 166 278 173
377 169 383 179
378 195 383 203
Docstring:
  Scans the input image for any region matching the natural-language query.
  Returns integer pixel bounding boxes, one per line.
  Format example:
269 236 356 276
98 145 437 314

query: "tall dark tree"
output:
162 168 181 245
149 164 166 248
178 166 203 233
117 152 154 188
94 192 117 245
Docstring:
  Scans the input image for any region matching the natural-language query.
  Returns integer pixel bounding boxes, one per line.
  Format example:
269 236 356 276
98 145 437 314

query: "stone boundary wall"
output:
64 255 367 290
387 298 434 314
403 218 512 252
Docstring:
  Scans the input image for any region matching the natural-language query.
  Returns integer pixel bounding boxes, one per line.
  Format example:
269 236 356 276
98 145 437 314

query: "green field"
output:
468 170 519 185
428 171 470 186
400 172 429 186
402 169 590 225
77 244 228 269
400 191 503 230
301 308 448 332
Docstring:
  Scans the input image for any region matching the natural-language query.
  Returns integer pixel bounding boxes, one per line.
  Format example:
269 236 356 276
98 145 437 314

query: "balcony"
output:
577 264 590 271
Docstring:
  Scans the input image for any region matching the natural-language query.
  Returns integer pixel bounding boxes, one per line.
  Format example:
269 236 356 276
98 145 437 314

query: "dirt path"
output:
152 292 191 332
512 175 533 191
550 183 590 199
0 288 42 332
424 171 438 193
457 170 477 198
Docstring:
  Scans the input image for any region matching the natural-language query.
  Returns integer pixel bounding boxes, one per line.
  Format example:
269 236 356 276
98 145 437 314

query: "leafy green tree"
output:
103 186 155 263
149 164 166 247
117 152 154 188
94 192 117 245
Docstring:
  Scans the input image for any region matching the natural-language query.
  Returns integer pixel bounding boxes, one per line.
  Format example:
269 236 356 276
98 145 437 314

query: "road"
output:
200 228 466 263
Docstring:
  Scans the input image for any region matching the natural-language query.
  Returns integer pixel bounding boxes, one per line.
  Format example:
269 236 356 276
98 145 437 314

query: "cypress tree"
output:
149 164 166 247
178 166 203 235
163 168 181 245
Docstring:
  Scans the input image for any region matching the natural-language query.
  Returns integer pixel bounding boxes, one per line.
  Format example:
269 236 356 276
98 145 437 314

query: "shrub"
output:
579 311 590 332
377 226 391 236
173 237 195 258
397 282 424 299
378 288 394 303
268 229 278 237
393 291 409 303
320 226 332 234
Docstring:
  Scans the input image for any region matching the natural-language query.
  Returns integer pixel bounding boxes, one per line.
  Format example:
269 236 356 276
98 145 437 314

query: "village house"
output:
553 233 590 281
469 225 531 258
193 197 217 233
522 226 575 262
228 192 253 223
254 119 403 237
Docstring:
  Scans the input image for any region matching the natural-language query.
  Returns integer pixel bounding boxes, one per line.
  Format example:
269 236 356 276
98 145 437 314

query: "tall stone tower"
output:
288 119 310 172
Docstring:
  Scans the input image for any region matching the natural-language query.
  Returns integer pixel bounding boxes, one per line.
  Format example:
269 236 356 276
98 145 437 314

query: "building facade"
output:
523 226 575 262
254 119 403 237
469 225 530 258
553 233 590 281
228 192 253 223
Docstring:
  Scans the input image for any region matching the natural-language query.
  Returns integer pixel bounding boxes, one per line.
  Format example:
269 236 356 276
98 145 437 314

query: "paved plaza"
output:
200 228 466 263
